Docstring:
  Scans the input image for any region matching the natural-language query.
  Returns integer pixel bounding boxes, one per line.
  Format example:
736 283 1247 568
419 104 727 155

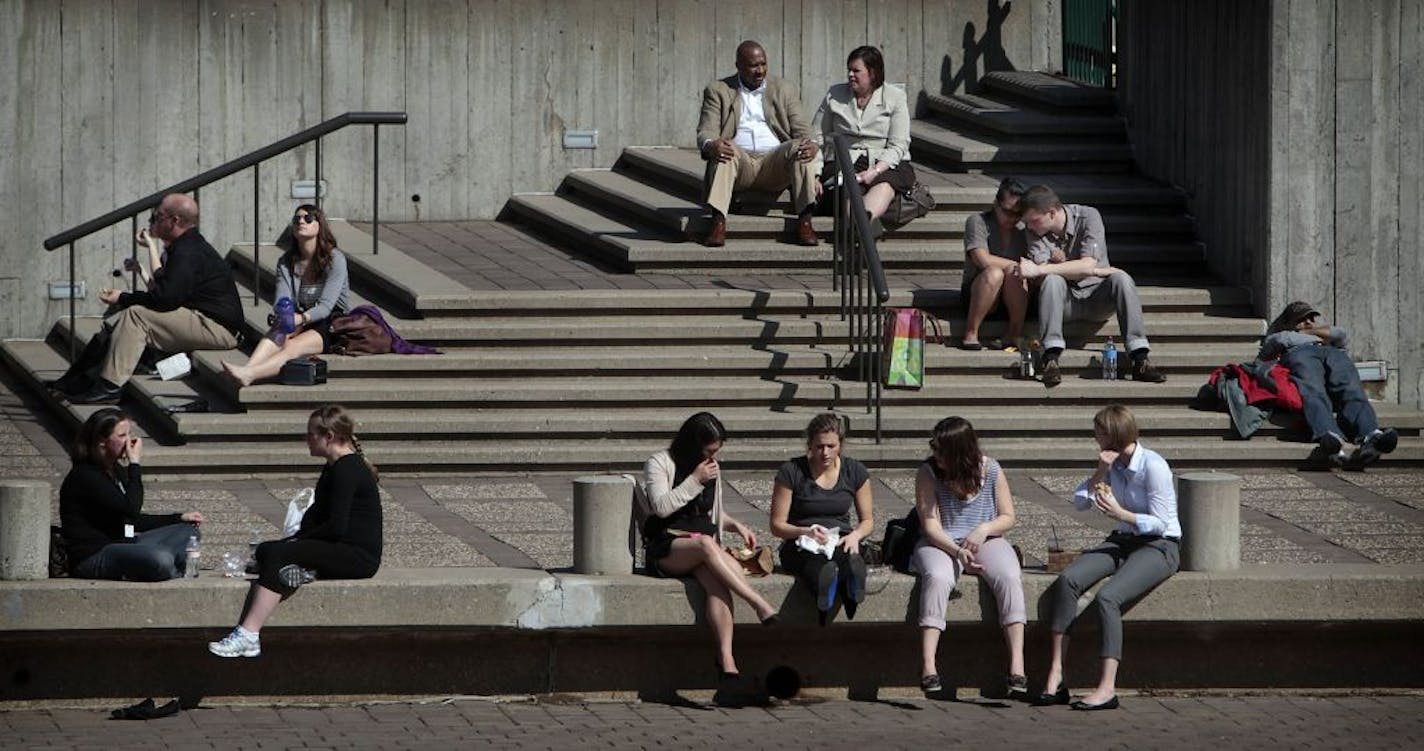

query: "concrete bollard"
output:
0 480 52 580
573 475 635 575
1177 472 1241 571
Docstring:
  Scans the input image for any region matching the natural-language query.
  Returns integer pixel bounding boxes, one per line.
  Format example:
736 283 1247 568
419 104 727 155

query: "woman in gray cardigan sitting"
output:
812 45 913 221
223 203 349 387
640 413 779 683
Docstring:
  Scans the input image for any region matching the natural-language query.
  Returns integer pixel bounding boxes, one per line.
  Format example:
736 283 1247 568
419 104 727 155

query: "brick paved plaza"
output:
3 693 1422 749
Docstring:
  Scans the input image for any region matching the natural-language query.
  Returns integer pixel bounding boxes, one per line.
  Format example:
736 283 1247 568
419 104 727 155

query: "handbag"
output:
725 545 775 577
881 308 944 389
330 311 394 356
280 355 328 385
880 507 921 574
882 182 936 226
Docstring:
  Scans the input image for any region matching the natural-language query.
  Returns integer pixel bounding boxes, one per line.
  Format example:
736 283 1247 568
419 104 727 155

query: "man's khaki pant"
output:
100 306 238 386
703 140 818 217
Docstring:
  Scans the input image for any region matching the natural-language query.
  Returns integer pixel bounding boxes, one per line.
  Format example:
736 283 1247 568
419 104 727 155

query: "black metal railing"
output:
43 111 407 357
828 135 891 443
1063 0 1117 88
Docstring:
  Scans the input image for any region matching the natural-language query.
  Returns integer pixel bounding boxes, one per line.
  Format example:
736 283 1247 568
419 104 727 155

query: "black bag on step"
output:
881 507 922 574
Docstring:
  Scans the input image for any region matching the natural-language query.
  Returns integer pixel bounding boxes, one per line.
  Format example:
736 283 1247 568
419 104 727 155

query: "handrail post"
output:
129 215 138 290
252 163 261 305
371 124 380 255
314 137 322 210
67 243 76 361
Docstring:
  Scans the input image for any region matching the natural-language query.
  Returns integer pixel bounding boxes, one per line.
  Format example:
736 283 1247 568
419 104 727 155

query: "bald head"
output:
150 193 198 242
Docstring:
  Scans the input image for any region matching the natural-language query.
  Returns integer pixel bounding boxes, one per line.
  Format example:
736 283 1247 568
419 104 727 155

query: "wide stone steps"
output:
563 167 1195 240
980 70 1119 112
507 193 1204 272
620 147 1188 210
923 91 1126 138
104 435 1424 475
166 404 1424 443
910 119 1134 173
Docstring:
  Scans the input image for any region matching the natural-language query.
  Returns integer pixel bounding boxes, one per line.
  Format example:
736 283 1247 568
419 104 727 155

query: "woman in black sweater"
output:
208 404 382 658
60 408 204 580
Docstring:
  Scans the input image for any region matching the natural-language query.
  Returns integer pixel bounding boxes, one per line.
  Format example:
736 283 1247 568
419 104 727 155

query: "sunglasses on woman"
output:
292 214 318 226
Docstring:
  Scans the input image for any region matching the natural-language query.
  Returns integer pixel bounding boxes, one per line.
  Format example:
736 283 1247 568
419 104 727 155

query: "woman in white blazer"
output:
813 45 914 220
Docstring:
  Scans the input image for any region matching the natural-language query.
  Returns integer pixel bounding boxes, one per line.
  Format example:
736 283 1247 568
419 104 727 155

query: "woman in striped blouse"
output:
911 416 1026 699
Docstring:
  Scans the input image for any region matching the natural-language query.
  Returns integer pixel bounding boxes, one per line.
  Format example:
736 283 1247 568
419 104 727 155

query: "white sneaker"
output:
278 564 317 589
208 628 260 658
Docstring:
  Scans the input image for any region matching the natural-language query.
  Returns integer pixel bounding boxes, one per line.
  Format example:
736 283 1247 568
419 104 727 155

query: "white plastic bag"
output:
282 488 316 537
795 524 841 560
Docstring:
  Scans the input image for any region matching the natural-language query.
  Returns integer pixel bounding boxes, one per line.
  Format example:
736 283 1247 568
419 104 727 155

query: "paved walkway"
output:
3 694 1421 749
5 371 1424 573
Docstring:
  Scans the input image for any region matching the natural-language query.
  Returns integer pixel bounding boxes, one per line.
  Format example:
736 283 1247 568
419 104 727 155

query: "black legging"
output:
779 539 861 609
254 538 378 596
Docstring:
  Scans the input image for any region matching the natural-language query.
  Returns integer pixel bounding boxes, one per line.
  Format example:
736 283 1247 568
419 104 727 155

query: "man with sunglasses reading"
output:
61 193 242 403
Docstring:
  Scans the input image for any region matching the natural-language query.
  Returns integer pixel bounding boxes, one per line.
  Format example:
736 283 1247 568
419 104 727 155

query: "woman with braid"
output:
208 405 382 658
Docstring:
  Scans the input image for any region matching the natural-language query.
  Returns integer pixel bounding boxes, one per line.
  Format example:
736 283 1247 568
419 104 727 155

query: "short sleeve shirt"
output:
774 456 870 534
962 210 1028 293
1025 203 1110 291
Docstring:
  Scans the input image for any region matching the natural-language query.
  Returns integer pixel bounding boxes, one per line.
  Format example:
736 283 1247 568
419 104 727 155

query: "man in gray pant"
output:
1013 185 1165 387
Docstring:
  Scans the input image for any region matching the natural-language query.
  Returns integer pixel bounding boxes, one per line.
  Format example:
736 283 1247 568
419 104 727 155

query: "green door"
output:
1063 0 1117 87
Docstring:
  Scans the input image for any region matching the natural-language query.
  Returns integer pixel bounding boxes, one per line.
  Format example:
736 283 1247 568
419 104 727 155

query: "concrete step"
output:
507 193 1204 272
565 168 1193 239
911 165 1188 210
167 403 1424 442
980 70 1119 111
124 434 1424 474
924 91 1126 137
911 119 1135 172
182 341 1264 387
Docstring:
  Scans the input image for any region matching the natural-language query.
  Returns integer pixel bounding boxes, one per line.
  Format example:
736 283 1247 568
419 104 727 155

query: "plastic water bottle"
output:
1103 336 1118 380
185 535 201 579
271 297 296 346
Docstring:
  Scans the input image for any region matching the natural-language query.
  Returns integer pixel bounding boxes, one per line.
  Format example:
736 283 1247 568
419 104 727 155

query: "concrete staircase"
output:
5 71 1424 476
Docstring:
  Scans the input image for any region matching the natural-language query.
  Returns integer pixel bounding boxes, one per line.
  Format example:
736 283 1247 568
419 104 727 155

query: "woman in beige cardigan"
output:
812 45 913 220
640 412 779 681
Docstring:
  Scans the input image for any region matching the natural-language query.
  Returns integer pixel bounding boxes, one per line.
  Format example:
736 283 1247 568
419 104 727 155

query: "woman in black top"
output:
60 408 205 581
770 413 875 625
208 404 382 658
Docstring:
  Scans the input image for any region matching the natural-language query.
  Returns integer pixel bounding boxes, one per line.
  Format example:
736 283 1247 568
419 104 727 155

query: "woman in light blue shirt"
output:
1034 405 1180 711
812 46 913 220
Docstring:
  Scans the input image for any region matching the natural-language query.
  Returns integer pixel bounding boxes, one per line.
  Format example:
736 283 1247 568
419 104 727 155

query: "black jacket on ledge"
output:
59 462 180 564
117 227 243 334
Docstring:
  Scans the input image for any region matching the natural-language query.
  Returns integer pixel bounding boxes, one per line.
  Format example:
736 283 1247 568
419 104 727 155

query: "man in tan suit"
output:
697 40 819 247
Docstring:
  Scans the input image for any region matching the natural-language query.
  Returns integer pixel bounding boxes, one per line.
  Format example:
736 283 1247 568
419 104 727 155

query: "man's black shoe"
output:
69 380 122 404
46 373 92 396
1131 357 1166 383
1041 360 1062 388
1345 428 1399 471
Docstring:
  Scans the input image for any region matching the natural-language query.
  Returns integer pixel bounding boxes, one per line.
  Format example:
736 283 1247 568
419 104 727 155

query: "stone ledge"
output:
5 565 1422 632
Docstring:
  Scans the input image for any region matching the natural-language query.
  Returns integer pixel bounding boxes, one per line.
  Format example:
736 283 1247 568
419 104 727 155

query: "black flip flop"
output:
959 340 984 351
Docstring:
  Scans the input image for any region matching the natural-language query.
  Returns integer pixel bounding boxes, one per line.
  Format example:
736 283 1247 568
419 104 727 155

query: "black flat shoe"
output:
920 674 943 694
1031 686 1069 706
760 612 779 626
1070 695 1119 711
69 380 123 404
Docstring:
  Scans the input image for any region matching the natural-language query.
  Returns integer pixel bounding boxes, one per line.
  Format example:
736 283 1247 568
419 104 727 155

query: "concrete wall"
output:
0 0 1058 340
1118 0 1424 408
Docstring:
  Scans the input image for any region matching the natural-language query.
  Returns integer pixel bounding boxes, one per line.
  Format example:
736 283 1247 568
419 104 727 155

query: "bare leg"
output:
657 537 777 622
224 330 324 387
920 626 941 679
238 584 284 634
1001 273 1030 342
693 565 738 673
964 266 1007 344
864 183 895 218
1004 622 1025 677
242 337 283 370
1043 632 1069 694
1080 657 1120 704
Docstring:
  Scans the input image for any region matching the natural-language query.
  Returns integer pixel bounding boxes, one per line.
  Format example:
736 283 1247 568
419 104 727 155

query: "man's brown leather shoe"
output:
704 214 726 247
796 215 818 246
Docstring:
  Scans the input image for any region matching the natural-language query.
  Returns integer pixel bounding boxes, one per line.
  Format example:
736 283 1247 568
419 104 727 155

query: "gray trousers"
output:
1037 271 1149 353
1047 533 1179 660
70 522 200 582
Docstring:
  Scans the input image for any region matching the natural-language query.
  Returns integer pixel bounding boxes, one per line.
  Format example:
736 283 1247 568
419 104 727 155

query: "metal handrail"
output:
42 111 406 358
828 135 890 443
